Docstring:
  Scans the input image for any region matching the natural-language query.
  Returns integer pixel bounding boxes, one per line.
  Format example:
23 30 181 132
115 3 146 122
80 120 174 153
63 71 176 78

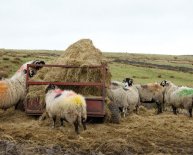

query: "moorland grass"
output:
110 62 193 87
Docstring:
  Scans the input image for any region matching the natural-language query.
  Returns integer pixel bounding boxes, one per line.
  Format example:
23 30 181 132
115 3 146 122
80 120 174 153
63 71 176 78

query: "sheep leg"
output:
82 117 87 130
39 112 48 121
15 102 19 110
135 105 139 114
52 116 56 128
15 100 24 111
172 105 177 115
189 108 192 117
122 107 127 117
156 102 162 114
74 118 80 134
60 118 65 127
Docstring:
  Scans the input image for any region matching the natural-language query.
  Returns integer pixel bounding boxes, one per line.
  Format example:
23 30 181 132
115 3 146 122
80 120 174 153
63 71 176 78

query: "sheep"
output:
160 80 193 117
135 82 165 114
107 79 140 117
107 87 129 117
110 78 133 90
111 78 165 114
45 84 87 134
0 60 45 110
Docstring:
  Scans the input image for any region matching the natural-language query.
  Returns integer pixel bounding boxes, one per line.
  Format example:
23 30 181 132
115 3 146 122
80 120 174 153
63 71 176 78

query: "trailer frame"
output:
24 64 107 117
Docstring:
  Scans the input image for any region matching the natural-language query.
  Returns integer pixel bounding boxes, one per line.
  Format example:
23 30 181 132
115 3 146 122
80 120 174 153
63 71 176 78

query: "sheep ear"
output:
32 60 45 70
49 84 56 90
125 78 130 81
23 69 27 74
129 79 133 85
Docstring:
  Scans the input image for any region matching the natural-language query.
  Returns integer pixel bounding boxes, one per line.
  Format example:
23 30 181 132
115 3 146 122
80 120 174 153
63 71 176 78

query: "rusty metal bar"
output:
27 81 104 87
27 64 103 68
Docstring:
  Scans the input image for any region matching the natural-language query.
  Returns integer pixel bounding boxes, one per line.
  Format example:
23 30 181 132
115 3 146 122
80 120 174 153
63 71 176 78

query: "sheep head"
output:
160 80 170 87
32 60 45 70
123 78 133 89
45 84 59 94
18 60 45 78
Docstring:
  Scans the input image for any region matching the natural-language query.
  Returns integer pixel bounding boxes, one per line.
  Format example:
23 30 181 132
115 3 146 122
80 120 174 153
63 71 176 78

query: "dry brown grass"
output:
0 107 193 154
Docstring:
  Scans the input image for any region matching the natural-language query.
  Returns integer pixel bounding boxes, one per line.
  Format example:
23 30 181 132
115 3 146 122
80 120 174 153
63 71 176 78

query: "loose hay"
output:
27 39 111 106
1 108 193 154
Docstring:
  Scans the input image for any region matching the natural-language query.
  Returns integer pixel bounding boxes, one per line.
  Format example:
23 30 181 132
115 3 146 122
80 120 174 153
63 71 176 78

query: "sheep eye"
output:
29 70 36 77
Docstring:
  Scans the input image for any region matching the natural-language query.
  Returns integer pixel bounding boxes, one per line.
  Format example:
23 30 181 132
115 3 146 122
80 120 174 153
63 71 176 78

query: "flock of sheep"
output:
0 61 193 134
109 77 193 123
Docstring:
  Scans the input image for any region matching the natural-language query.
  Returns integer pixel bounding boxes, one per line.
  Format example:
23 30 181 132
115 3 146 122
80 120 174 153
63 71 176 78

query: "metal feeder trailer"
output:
25 64 107 117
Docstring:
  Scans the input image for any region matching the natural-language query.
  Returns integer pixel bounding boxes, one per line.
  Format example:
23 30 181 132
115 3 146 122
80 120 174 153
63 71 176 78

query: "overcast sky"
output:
0 0 193 55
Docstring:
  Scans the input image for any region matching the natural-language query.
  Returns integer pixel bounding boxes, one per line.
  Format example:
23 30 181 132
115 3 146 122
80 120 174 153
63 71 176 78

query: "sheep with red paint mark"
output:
45 84 87 134
0 60 45 110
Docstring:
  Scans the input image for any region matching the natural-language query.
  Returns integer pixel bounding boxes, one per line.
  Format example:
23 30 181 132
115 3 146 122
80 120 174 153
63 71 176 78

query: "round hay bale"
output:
27 39 112 107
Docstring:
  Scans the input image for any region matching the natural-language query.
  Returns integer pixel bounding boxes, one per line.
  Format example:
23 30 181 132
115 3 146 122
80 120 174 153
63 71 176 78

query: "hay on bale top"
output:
27 39 111 102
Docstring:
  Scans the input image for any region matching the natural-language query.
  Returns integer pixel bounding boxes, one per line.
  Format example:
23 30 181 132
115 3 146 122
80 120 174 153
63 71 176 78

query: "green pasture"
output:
109 62 193 87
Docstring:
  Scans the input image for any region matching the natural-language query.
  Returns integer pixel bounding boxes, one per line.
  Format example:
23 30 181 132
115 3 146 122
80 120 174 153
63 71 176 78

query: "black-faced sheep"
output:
0 60 45 110
108 78 140 117
45 84 87 134
160 80 193 117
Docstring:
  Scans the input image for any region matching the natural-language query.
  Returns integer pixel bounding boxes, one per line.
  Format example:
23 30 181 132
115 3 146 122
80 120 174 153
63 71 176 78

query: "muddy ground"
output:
0 107 193 155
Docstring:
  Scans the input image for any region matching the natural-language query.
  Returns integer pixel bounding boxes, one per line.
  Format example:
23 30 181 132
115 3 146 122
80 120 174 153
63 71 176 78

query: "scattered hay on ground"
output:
1 108 193 154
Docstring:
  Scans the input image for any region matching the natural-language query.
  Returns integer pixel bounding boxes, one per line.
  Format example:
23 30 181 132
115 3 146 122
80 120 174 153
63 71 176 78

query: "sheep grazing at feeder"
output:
45 84 87 134
0 60 45 110
107 78 140 117
160 80 193 117
107 87 130 117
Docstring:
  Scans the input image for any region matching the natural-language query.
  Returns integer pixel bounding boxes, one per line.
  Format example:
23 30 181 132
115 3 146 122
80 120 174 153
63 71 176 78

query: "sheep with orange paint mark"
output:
0 60 45 110
45 84 87 134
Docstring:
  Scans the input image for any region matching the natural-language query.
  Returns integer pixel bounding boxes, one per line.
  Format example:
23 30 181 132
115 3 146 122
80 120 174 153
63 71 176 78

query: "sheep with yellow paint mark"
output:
45 84 87 134
0 60 45 110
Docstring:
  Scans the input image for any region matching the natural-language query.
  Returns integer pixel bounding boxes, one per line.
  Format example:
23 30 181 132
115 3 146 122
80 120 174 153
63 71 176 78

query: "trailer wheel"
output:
108 102 121 124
